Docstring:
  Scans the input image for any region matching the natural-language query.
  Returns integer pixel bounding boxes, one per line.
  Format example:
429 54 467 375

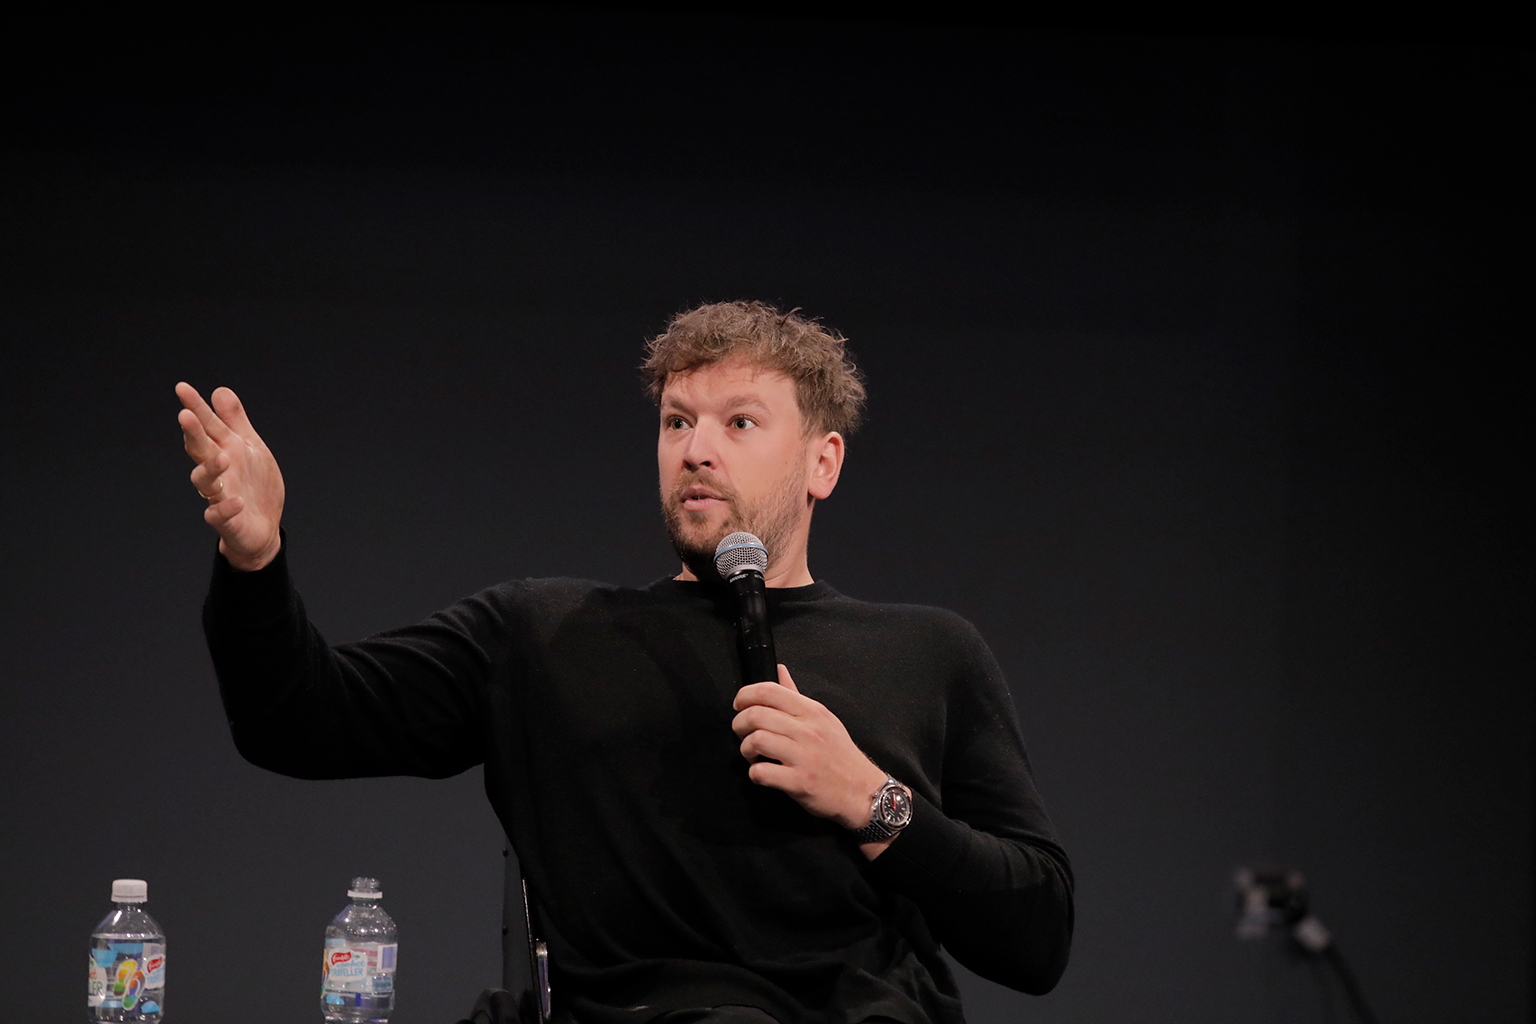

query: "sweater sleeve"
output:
202 536 510 780
868 619 1074 995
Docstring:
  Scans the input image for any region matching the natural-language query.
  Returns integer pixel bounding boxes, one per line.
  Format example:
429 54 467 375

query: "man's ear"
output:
808 431 845 501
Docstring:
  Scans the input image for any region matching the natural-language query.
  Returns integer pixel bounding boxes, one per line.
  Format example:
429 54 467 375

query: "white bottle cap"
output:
112 879 148 903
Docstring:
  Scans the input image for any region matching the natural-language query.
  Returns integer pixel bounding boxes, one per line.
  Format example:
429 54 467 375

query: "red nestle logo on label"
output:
146 957 164 972
330 951 353 966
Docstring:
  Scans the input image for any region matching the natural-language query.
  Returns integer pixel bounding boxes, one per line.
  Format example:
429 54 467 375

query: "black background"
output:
1 6 1530 1023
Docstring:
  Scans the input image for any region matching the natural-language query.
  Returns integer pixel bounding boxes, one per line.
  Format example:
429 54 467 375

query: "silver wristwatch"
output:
852 775 914 843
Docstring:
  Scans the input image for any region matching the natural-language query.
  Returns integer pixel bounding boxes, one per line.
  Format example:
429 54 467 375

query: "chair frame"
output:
501 846 551 1022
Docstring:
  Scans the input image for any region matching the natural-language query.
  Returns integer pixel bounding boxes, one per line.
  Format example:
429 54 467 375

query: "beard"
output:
662 464 808 583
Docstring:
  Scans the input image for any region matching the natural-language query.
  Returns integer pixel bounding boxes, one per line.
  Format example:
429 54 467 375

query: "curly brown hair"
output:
641 300 867 437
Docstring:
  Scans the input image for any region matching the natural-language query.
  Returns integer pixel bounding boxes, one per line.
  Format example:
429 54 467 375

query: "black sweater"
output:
204 542 1073 1024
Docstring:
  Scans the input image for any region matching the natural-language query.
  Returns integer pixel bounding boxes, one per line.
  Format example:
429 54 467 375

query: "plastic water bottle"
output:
88 879 166 1022
321 876 398 1023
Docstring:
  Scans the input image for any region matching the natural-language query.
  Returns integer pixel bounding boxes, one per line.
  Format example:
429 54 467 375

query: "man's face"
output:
658 357 813 579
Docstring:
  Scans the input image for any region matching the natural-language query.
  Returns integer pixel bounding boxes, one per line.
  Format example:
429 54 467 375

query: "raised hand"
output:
176 382 285 571
731 665 895 857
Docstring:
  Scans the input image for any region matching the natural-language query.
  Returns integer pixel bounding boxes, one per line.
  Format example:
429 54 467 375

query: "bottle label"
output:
322 940 397 997
88 954 107 1006
89 942 165 1016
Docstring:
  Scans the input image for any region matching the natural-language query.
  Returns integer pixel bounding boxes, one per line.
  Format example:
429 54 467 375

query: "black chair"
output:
501 845 551 1023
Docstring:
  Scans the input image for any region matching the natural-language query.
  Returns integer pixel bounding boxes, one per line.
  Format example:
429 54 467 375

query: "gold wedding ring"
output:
197 478 225 500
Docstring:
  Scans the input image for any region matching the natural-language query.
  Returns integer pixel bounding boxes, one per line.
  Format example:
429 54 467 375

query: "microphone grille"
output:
714 532 768 579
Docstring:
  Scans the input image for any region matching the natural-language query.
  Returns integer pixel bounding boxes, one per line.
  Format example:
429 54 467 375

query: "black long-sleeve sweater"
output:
204 541 1073 1024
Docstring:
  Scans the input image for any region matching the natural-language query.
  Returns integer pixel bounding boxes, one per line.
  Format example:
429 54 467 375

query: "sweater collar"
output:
647 577 839 605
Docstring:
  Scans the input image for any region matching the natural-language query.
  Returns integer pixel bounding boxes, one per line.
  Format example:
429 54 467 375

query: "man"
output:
177 301 1073 1024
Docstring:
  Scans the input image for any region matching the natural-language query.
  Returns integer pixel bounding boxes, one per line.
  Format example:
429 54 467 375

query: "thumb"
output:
777 664 799 692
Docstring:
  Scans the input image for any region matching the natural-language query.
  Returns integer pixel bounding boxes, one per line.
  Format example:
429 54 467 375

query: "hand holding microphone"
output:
719 533 904 848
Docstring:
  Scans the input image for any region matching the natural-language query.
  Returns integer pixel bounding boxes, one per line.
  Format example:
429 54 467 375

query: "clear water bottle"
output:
321 876 398 1023
88 879 166 1022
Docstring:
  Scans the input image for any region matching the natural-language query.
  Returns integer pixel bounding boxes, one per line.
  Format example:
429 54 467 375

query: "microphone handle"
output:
728 570 779 683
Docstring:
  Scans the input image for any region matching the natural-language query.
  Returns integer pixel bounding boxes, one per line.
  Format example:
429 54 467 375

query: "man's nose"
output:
682 419 722 469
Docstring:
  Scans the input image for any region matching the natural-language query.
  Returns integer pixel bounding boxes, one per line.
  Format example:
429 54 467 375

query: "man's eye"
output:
665 416 688 429
732 416 756 430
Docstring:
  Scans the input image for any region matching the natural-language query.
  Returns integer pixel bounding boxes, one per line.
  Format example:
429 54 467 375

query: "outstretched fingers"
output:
178 406 220 465
175 382 235 445
179 383 239 504
175 379 285 571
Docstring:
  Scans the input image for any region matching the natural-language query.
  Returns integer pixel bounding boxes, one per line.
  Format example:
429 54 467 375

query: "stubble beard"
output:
663 464 808 583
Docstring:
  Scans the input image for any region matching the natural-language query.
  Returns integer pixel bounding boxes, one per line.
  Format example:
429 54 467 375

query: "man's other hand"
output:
176 382 285 571
732 666 896 858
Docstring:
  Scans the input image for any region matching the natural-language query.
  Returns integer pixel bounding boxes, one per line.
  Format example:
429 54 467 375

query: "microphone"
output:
714 532 779 684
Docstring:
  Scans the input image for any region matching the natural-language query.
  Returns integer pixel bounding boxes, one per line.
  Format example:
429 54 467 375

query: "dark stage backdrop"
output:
1 9 1529 1024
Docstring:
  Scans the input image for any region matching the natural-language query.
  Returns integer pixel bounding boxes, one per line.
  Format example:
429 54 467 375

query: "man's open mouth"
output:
678 483 730 511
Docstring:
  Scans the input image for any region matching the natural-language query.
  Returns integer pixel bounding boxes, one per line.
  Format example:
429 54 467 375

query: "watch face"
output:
881 783 914 828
